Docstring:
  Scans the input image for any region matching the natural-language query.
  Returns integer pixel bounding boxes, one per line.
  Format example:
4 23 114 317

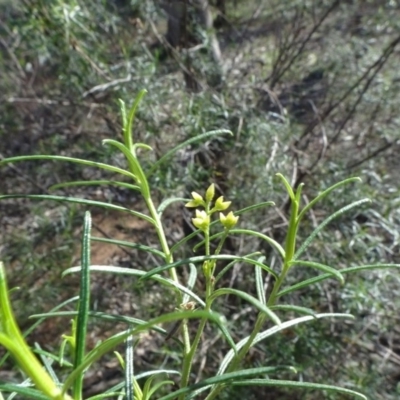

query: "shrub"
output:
0 92 398 400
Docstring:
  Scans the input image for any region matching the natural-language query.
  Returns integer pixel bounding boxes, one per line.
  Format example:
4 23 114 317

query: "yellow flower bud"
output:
219 211 239 229
192 210 210 231
185 191 205 208
205 183 215 203
214 196 231 211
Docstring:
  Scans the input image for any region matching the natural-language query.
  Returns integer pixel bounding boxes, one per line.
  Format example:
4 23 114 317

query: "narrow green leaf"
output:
212 311 237 355
170 228 204 254
73 211 92 399
124 89 147 151
231 379 366 399
145 380 175 400
234 201 275 216
148 129 232 177
210 288 281 325
278 263 400 297
119 99 128 134
49 180 140 192
221 255 278 282
133 377 143 400
140 255 237 280
0 155 135 178
140 254 278 282
105 370 180 395
125 335 134 400
294 183 304 204
182 263 197 305
217 313 353 376
34 343 60 385
34 347 73 368
294 198 371 260
269 304 316 316
0 194 156 225
63 265 205 307
288 260 344 285
157 367 289 400
297 177 362 223
135 370 181 381
90 236 165 259
187 367 298 399
225 229 285 259
278 276 330 297
86 392 124 400
30 310 167 335
0 384 49 400
195 229 284 260
276 173 295 200
255 256 266 305
342 263 400 273
157 197 188 217
133 142 153 152
214 252 263 284
142 375 154 400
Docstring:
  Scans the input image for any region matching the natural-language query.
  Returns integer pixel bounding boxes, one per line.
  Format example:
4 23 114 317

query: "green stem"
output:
284 196 299 265
179 307 209 398
0 263 72 400
179 206 213 399
210 229 229 276
230 313 266 371
267 195 299 305
145 197 179 284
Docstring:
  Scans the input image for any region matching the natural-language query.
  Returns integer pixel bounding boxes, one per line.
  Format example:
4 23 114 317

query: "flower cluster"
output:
185 183 238 231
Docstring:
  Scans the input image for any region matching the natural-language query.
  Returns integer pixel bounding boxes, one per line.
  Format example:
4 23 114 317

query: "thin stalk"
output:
210 229 230 277
228 313 266 371
144 196 179 284
0 263 71 400
120 93 179 284
179 307 209 398
179 203 213 399
267 195 299 305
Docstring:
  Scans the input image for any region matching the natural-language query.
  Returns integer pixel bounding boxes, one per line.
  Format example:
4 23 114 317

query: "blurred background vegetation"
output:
1 0 400 399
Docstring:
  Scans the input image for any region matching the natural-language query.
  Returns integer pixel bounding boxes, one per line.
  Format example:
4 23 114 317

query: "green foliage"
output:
2 1 400 399
1 94 398 400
